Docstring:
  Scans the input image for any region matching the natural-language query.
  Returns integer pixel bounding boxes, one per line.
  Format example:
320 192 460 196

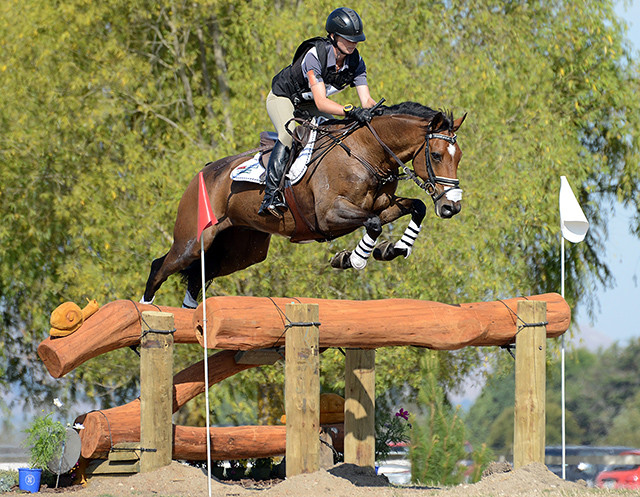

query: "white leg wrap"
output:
394 221 422 258
139 296 155 305
182 290 199 309
350 233 377 270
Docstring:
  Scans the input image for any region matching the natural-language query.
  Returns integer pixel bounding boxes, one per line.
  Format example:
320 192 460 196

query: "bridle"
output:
410 132 461 202
365 122 462 204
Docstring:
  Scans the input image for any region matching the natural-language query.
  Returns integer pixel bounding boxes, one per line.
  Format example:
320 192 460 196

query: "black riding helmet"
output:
325 7 365 42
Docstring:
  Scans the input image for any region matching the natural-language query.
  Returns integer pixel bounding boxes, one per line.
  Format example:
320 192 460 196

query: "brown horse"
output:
141 101 466 308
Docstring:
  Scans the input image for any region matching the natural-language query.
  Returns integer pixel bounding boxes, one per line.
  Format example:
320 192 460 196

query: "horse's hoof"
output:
373 241 400 261
330 250 353 269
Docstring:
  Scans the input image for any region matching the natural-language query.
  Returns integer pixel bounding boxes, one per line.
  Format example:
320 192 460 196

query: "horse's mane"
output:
378 102 454 132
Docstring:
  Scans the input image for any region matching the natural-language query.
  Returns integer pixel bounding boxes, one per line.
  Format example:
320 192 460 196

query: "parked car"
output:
545 445 638 487
596 450 640 489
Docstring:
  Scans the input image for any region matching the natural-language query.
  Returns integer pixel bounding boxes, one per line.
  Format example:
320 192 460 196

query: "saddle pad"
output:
230 118 322 185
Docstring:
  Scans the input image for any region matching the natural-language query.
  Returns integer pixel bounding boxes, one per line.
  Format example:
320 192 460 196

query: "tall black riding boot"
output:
258 140 290 216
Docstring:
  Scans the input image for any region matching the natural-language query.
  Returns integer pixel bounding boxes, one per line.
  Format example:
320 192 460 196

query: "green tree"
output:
564 339 640 444
410 351 492 484
604 390 640 447
0 0 639 428
467 350 586 455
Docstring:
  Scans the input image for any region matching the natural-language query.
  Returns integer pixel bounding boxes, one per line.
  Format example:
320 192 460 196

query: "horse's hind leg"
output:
141 240 200 304
183 227 272 307
374 198 426 261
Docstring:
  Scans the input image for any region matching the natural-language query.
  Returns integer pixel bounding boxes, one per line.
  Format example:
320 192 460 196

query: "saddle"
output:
256 123 315 168
231 118 342 243
260 127 332 243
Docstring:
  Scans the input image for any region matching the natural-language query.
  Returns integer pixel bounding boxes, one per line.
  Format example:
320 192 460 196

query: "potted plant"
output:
249 457 272 481
20 407 66 492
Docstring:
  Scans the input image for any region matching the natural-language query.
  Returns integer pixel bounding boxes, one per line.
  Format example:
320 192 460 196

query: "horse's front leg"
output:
373 197 426 262
325 198 382 270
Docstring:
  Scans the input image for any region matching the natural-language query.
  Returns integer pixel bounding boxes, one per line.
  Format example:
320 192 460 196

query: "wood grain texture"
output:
193 293 570 350
38 301 196 378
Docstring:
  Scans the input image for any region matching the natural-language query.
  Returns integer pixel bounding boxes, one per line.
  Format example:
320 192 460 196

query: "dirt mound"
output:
48 460 598 497
437 462 587 497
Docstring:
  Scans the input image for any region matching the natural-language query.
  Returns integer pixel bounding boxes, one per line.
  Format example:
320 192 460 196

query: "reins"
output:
364 121 461 203
287 105 462 203
287 117 396 185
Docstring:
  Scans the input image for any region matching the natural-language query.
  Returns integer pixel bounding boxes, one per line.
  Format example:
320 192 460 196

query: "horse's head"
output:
413 111 467 219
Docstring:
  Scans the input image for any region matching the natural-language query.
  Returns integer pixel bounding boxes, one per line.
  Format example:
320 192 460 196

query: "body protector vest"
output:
272 37 361 106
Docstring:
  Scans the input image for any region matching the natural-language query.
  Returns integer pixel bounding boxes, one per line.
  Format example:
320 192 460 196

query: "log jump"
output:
192 293 568 350
39 293 569 378
37 293 570 469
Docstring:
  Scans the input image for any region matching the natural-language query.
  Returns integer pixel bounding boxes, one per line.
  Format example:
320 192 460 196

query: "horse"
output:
141 101 466 308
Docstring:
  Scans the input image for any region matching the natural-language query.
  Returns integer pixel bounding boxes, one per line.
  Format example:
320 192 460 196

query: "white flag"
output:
559 176 589 243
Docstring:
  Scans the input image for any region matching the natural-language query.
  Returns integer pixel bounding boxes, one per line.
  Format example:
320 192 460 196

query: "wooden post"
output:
344 348 375 468
140 311 174 473
285 303 320 477
513 300 546 469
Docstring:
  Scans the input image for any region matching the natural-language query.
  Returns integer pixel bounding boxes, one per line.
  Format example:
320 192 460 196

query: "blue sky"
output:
572 1 640 348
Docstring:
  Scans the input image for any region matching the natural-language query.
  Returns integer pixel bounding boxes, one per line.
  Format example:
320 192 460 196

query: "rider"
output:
258 7 378 217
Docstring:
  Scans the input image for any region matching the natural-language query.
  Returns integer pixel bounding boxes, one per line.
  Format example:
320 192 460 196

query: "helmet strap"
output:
328 34 350 56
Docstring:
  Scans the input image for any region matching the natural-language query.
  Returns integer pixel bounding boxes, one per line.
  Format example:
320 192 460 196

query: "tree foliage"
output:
1 0 639 427
410 351 492 484
467 341 640 454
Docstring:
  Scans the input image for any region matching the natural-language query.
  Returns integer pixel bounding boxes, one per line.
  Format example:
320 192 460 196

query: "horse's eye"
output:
430 152 442 162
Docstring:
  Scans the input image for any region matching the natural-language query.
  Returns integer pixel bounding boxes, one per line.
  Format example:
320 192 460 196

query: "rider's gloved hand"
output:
344 105 373 124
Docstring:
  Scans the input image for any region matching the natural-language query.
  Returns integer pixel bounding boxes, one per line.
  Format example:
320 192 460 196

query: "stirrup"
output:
259 191 287 217
258 201 286 217
266 198 288 218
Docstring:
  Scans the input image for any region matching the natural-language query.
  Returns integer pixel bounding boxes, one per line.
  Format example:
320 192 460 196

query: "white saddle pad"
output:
230 118 322 186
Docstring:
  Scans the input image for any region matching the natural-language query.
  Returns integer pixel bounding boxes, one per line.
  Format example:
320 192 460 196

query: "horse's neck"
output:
368 115 424 163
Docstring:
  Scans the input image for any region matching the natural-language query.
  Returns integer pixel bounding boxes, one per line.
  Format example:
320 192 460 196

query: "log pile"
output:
75 350 258 458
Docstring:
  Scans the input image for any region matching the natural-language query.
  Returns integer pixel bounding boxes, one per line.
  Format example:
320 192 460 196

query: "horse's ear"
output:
453 113 467 132
429 112 447 132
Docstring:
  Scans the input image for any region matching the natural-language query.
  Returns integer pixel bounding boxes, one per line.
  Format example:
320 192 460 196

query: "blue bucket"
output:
18 468 42 493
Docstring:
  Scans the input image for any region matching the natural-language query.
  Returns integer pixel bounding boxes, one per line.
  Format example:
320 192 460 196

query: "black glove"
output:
344 105 373 124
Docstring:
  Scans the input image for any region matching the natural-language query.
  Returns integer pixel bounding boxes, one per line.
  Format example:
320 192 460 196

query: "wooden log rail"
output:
38 294 570 379
75 349 255 459
79 422 343 461
193 293 570 350
38 301 196 378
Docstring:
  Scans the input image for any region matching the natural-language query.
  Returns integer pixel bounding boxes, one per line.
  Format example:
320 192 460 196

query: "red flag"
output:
197 171 217 240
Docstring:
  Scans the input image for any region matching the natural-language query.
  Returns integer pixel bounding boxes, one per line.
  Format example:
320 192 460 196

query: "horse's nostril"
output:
439 203 461 219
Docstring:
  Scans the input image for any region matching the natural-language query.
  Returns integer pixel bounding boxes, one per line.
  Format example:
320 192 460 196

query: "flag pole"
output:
196 171 216 497
561 235 566 480
558 175 589 481
201 235 212 497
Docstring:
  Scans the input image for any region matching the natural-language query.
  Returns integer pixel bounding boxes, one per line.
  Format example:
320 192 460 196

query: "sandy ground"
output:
18 461 636 497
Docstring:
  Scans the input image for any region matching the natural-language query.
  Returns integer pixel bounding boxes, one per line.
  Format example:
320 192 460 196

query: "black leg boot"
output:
258 140 290 216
